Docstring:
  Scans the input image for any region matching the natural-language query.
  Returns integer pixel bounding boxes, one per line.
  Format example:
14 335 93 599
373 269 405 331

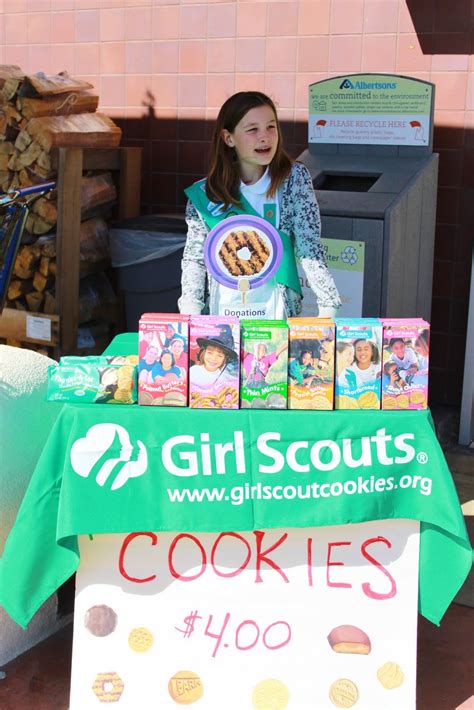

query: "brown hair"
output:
206 92 293 208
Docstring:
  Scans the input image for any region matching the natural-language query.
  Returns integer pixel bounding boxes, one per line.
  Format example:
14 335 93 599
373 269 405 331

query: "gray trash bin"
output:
109 215 187 331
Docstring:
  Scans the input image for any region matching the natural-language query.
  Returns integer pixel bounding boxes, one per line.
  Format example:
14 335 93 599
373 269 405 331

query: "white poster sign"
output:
309 75 432 146
26 315 52 342
70 519 419 709
298 239 365 317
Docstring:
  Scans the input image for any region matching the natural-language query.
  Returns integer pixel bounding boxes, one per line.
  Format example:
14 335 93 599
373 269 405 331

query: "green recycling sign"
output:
298 239 365 317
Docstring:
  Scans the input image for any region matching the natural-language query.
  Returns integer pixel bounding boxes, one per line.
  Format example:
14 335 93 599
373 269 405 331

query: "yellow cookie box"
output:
288 318 335 410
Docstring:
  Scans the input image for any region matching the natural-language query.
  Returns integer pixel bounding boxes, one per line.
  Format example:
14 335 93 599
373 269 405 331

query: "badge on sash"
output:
204 215 283 305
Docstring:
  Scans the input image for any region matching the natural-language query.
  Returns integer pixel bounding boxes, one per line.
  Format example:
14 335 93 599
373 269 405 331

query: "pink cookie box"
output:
189 316 240 409
382 319 430 410
138 313 189 406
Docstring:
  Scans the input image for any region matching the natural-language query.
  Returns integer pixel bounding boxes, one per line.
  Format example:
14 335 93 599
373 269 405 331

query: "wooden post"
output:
56 146 83 354
118 147 142 220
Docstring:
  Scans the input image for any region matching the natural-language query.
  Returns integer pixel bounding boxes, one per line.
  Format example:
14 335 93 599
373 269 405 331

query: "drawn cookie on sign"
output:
84 605 118 637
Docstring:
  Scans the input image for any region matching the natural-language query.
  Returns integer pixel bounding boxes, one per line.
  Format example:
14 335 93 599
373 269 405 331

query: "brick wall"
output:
2 0 472 405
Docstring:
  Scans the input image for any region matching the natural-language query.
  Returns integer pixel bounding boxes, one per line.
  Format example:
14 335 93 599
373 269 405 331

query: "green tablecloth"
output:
0 335 471 629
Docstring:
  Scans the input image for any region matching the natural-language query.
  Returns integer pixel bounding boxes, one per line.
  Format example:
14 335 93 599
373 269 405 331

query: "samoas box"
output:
138 313 189 406
240 320 288 409
189 316 240 409
382 318 430 410
335 318 382 410
287 318 335 410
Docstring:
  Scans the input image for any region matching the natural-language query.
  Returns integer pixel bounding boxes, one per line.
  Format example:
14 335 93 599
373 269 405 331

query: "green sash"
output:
185 179 302 295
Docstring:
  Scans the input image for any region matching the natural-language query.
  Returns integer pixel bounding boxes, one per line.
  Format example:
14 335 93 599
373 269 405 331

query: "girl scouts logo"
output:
70 423 148 491
204 215 283 294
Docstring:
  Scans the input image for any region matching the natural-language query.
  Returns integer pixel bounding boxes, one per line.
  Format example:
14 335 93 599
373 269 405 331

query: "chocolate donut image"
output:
219 229 270 277
84 605 118 637
327 625 371 655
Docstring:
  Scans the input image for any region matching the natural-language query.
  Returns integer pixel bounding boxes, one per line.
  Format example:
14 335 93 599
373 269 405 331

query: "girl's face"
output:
203 345 226 372
145 346 159 364
355 341 373 368
319 341 333 363
171 339 184 358
340 345 354 368
415 339 428 356
222 105 278 181
302 352 312 365
392 341 406 359
161 353 173 370
257 344 267 359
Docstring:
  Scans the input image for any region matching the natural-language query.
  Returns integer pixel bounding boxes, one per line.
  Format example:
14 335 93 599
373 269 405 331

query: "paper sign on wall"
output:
298 239 365 317
309 74 433 146
70 519 419 709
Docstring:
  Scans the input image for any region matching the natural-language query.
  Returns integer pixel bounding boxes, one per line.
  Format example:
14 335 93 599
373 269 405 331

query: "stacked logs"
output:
0 66 121 325
7 214 112 315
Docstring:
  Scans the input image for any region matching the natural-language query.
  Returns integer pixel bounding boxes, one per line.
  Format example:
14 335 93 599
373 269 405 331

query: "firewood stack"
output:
0 65 123 351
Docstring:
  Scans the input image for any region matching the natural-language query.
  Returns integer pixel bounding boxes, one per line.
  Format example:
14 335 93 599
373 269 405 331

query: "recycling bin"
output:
298 73 438 319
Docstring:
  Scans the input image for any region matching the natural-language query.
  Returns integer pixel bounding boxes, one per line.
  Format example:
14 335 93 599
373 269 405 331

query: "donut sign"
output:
204 215 283 291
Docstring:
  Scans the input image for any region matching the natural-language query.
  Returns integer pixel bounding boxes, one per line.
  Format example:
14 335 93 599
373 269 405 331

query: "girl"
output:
289 349 320 387
339 339 381 389
179 91 341 319
190 325 237 390
153 350 181 382
383 361 404 390
313 337 334 380
169 336 188 370
414 331 429 376
336 341 354 378
388 337 418 384
138 344 160 383
243 341 288 389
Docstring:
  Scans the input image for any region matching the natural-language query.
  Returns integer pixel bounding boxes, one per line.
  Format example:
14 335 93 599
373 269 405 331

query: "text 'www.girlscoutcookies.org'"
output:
167 473 433 506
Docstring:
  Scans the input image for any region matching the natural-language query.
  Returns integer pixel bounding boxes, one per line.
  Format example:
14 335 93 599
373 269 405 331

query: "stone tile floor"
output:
0 405 472 709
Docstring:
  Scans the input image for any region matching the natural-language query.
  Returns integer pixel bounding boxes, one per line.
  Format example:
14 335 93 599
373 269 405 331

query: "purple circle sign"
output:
204 215 283 290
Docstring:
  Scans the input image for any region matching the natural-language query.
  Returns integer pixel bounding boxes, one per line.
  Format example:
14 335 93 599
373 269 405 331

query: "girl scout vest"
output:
185 179 302 319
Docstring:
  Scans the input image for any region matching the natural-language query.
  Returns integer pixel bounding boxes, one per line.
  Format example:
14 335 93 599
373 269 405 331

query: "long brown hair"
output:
206 92 293 208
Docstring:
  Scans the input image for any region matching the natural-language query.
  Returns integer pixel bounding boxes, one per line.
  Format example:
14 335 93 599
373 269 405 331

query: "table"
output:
0 334 471 630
